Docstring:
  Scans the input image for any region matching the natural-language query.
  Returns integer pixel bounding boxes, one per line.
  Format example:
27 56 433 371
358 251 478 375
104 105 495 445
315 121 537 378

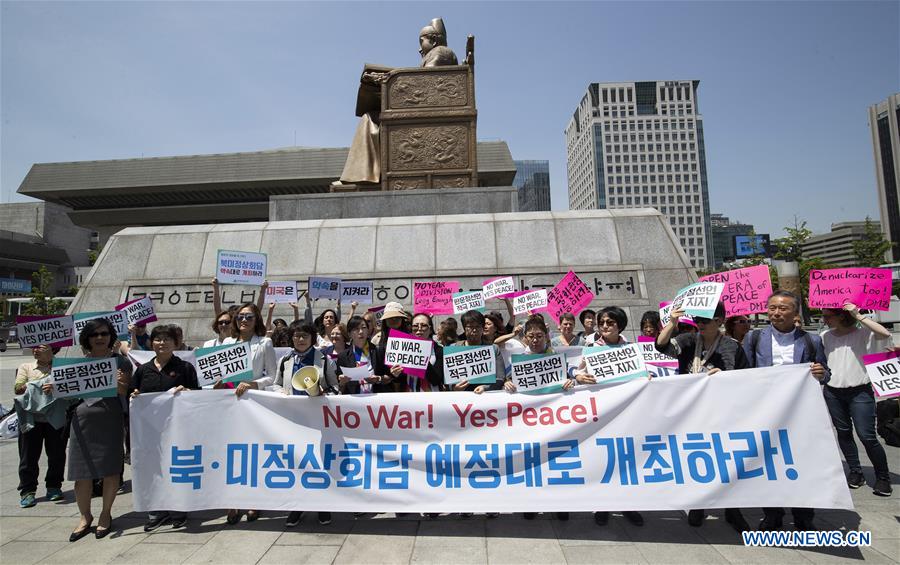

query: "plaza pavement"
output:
0 347 897 565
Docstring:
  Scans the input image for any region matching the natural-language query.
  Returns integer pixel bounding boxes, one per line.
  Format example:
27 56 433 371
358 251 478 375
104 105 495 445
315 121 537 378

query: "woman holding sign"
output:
410 313 445 391
337 315 390 394
452 310 506 394
821 303 893 497
655 302 752 532
375 303 419 391
67 318 132 542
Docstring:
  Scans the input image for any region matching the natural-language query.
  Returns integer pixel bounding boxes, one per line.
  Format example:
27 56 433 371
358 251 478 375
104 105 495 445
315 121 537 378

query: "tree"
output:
23 265 68 316
852 217 894 267
772 217 812 262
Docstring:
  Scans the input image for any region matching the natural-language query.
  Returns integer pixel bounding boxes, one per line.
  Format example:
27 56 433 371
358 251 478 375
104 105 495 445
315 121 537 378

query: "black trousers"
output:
17 421 67 495
763 507 814 521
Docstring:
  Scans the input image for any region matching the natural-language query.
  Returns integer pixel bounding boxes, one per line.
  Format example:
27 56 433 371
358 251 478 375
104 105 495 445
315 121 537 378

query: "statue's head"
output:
419 17 448 55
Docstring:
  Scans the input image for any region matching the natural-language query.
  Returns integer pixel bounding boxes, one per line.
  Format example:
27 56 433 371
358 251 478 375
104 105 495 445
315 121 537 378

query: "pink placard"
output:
862 350 900 399
659 301 696 328
384 329 433 378
808 268 892 311
546 271 595 324
637 335 679 368
700 264 773 317
413 281 460 315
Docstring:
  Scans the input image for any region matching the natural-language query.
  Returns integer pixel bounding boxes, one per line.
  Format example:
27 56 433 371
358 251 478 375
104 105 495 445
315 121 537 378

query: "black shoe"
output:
593 511 609 526
725 509 750 534
286 512 304 527
758 515 783 531
523 512 537 520
246 510 260 522
624 511 644 526
847 470 865 489
873 478 893 497
556 512 569 521
144 514 171 532
69 521 93 542
793 517 817 531
171 516 187 529
226 510 241 525
95 521 113 539
318 512 332 525
687 509 704 527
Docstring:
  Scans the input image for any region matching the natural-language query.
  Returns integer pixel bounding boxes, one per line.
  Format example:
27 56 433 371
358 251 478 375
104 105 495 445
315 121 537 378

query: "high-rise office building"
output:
868 93 900 263
513 160 551 211
566 81 713 267
710 213 755 267
802 221 883 268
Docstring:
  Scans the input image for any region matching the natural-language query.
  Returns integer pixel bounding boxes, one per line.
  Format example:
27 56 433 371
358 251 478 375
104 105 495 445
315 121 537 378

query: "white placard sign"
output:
483 276 516 300
863 351 900 399
339 365 375 382
193 342 254 386
442 345 497 386
510 353 568 394
452 291 486 315
582 343 649 382
115 296 158 326
511 289 548 316
308 277 342 300
216 250 267 286
16 315 75 348
50 357 118 398
672 282 726 319
74 311 130 340
265 281 298 304
340 281 374 304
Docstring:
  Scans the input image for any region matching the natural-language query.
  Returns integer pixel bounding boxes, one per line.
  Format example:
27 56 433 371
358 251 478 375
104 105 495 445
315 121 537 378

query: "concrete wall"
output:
70 209 696 347
270 186 519 221
0 202 93 267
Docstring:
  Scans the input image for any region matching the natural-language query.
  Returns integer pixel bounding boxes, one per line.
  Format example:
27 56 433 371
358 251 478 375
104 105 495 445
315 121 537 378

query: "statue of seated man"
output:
334 18 459 187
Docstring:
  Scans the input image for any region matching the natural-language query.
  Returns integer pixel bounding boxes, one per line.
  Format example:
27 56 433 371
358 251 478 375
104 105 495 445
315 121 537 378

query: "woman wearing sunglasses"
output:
66 318 132 541
204 311 234 348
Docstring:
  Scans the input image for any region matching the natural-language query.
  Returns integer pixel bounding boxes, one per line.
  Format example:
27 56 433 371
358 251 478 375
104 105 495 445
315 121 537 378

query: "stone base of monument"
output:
271 185 519 221
71 208 696 347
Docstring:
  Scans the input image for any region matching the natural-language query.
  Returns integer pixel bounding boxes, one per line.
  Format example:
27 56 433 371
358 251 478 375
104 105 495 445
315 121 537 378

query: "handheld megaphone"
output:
291 366 322 396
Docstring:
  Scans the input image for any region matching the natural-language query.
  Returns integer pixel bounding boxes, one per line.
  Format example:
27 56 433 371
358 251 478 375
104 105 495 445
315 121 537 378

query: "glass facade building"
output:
513 160 551 212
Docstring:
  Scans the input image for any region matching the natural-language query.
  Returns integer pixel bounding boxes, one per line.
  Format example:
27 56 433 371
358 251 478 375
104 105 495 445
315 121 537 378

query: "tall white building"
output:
566 81 713 267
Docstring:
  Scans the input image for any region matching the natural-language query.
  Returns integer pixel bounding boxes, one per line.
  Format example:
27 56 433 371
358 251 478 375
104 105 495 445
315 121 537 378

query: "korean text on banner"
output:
16 315 75 348
583 343 649 382
510 353 568 394
73 311 129 341
452 291 486 315
265 282 298 304
808 268 893 311
308 277 342 300
115 296 158 326
637 336 678 378
863 350 900 399
413 281 460 315
546 271 595 323
482 276 516 300
511 289 548 316
700 264 772 317
130 364 853 513
384 329 433 378
443 345 496 386
216 250 267 286
50 357 118 398
672 282 725 319
341 281 374 304
193 342 253 386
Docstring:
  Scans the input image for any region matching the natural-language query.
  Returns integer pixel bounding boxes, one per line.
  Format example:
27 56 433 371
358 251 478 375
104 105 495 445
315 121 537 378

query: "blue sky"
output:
2 1 897 238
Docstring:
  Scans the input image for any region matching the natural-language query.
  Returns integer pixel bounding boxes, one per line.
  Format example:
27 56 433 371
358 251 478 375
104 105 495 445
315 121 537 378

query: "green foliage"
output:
772 217 812 262
23 266 68 316
88 246 101 266
852 217 894 267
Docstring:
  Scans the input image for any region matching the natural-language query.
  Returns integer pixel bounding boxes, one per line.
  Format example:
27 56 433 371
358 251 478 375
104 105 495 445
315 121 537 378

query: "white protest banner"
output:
265 281 298 304
862 350 900 399
582 343 649 383
127 350 197 373
216 250 267 286
115 296 158 326
341 281 374 304
452 290 486 315
482 276 516 300
637 336 679 376
50 357 118 398
510 353 568 394
308 277 342 300
442 345 496 386
73 311 129 341
193 342 253 386
131 365 853 513
340 364 374 382
511 289 548 316
384 329 433 378
672 282 725 319
16 315 75 348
